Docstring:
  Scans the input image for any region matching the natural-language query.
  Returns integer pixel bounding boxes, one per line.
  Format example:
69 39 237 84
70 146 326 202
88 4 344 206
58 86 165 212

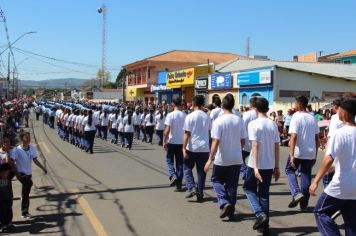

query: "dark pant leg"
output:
243 167 264 216
102 126 108 140
212 165 228 208
258 169 273 216
141 126 147 141
285 156 302 197
146 126 154 143
195 152 209 195
36 113 39 120
156 130 163 145
19 175 33 215
183 151 196 191
342 200 356 236
314 192 342 236
174 144 184 188
127 132 133 148
226 165 241 209
241 150 250 179
299 159 313 208
166 144 176 179
113 129 118 143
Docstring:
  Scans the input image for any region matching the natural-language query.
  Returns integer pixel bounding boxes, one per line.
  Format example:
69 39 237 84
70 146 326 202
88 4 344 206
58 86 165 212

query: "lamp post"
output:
0 31 37 56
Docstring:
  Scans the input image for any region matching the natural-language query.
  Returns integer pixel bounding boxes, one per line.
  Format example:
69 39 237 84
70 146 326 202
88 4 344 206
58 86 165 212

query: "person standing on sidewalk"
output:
241 97 258 180
310 96 356 236
11 131 47 219
242 97 280 234
183 95 211 202
204 94 246 220
163 98 186 191
285 95 319 211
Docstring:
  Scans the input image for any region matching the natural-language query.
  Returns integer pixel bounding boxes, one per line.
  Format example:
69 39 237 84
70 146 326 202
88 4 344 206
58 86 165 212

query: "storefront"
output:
237 67 274 107
125 87 144 102
195 77 208 104
166 67 195 103
151 84 181 104
208 72 239 105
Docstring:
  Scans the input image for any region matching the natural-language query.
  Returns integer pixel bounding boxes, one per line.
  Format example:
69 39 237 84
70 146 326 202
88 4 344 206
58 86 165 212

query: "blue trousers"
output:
240 150 250 179
314 192 356 236
124 132 134 148
285 156 313 208
212 164 241 210
183 151 209 194
243 167 273 217
166 144 184 188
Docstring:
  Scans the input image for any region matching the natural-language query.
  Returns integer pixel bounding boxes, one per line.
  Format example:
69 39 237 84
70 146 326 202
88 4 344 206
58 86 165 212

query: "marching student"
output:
61 108 69 141
141 109 148 142
204 94 247 220
117 109 126 147
241 97 258 179
11 131 47 219
155 108 165 146
182 95 211 202
74 110 83 147
144 109 155 144
310 96 356 236
100 110 109 141
163 98 186 190
93 107 101 138
67 109 74 144
109 110 119 144
242 97 280 234
285 96 319 211
210 96 222 126
82 110 97 154
133 109 141 140
123 110 134 150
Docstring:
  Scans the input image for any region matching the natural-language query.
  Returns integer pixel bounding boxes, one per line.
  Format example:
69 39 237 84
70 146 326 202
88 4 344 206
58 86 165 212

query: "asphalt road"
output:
7 117 344 236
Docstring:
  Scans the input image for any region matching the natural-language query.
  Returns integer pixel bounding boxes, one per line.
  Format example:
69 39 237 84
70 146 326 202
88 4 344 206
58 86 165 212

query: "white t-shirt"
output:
71 115 77 128
0 151 9 164
63 114 69 126
140 114 146 125
100 113 109 126
211 114 247 166
328 113 344 137
289 112 320 160
155 114 165 131
210 107 222 123
82 116 97 131
145 114 155 126
247 117 280 169
76 115 83 130
243 110 258 152
11 144 38 175
116 116 125 132
183 110 211 153
324 126 356 200
132 113 141 125
123 116 134 133
93 111 101 122
68 114 74 127
218 108 241 118
165 110 186 145
56 109 63 119
110 114 118 129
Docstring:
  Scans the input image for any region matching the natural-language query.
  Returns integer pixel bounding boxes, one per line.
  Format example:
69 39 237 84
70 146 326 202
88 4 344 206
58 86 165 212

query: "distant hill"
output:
20 78 88 89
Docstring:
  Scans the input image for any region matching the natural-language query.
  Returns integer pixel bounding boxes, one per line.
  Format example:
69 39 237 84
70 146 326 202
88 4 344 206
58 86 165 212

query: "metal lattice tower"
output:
98 3 107 86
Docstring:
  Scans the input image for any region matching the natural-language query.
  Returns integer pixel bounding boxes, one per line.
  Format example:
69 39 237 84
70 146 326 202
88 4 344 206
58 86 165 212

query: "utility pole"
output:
98 3 107 87
246 36 250 57
7 52 10 99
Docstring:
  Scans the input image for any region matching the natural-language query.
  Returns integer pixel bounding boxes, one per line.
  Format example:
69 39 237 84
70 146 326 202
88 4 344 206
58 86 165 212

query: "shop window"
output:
343 60 351 64
241 93 248 105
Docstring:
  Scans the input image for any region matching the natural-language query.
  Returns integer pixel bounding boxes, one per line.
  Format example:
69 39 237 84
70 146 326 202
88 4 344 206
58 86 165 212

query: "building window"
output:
251 93 261 97
279 90 310 98
343 60 351 64
241 93 248 105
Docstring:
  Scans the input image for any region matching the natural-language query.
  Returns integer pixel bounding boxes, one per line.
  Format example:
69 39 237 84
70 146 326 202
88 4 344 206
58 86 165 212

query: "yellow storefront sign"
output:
126 88 143 99
166 68 195 88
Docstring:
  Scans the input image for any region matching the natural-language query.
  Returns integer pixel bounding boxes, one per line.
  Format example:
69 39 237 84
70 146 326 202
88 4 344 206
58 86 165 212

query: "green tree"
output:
116 68 127 88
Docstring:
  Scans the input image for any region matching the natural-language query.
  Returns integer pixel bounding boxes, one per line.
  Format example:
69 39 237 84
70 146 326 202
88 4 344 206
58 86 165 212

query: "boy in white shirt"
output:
204 94 247 220
285 96 319 211
11 131 47 218
183 95 211 202
310 96 356 236
163 98 186 190
242 97 280 233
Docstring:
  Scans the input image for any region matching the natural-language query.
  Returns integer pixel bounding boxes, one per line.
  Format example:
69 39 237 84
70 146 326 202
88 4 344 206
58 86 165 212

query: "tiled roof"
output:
216 59 356 81
124 50 244 67
327 50 356 59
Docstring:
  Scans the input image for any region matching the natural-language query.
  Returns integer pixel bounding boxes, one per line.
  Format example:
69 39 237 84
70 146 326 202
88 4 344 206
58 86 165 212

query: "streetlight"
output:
0 31 37 56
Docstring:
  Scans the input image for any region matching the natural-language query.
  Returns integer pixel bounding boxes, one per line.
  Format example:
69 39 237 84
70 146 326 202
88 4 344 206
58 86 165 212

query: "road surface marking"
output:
70 189 108 236
39 142 51 154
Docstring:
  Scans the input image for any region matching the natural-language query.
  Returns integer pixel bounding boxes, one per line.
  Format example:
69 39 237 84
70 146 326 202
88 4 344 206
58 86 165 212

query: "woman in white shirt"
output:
133 109 141 140
140 109 148 142
62 109 70 142
155 109 165 146
116 110 126 147
82 110 96 154
144 109 155 144
123 110 134 150
109 110 119 144
100 110 109 141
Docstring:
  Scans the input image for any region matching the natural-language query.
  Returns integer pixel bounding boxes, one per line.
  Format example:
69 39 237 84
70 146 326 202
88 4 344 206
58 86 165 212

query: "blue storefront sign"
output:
157 71 167 85
211 72 232 89
237 67 274 86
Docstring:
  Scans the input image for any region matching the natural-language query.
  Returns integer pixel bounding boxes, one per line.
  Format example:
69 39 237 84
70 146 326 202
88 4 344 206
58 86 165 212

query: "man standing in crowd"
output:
285 96 319 211
241 97 258 179
182 95 210 202
310 96 356 236
11 131 47 218
204 94 246 220
163 98 186 190
243 97 280 234
210 96 222 125
284 109 293 134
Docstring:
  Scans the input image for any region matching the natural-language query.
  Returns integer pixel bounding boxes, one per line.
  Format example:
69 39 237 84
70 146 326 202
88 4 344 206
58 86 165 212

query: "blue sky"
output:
0 0 355 81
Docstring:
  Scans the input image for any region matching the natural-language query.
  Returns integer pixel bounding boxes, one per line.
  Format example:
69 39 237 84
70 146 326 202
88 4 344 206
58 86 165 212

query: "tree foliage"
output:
116 68 127 88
